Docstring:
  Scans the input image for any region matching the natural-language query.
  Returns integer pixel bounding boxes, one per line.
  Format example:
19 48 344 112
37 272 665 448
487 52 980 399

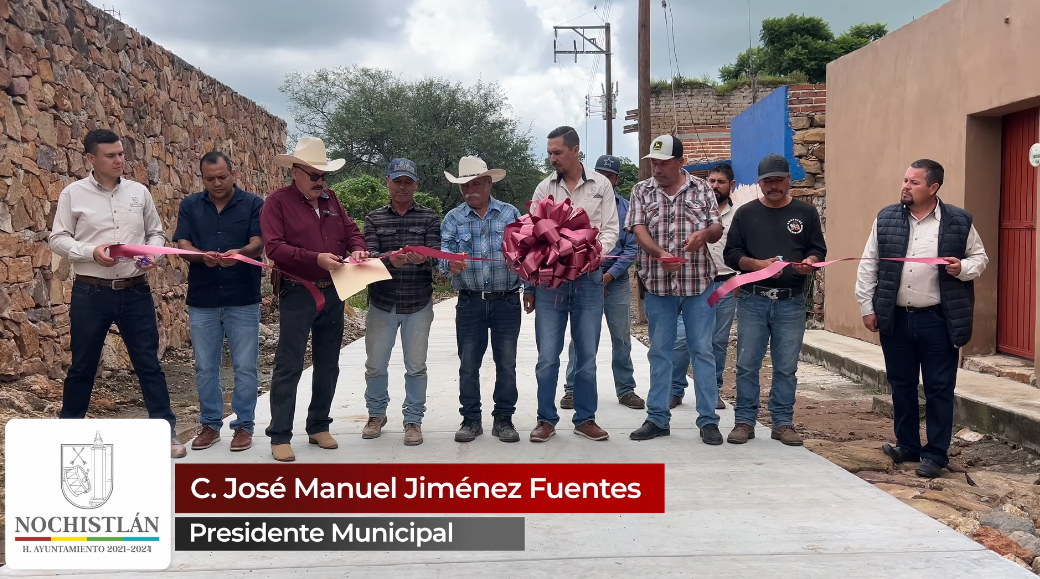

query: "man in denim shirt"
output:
440 157 522 443
560 155 643 411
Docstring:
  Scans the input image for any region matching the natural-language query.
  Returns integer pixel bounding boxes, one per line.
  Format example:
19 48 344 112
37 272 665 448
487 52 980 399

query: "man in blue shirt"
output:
440 156 523 443
173 151 265 453
560 155 643 410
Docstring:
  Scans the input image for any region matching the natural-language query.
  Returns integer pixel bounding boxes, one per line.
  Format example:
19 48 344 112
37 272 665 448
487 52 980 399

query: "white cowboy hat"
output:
444 156 506 184
273 137 346 172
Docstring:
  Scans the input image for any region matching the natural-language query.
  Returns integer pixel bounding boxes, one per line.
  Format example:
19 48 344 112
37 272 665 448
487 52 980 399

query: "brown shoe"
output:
618 392 645 409
230 429 252 452
771 425 803 446
670 395 682 409
191 426 221 450
559 391 574 409
716 397 727 410
308 431 338 449
271 444 295 462
727 423 756 444
404 423 423 446
171 438 187 459
362 416 388 439
530 421 556 442
574 420 609 441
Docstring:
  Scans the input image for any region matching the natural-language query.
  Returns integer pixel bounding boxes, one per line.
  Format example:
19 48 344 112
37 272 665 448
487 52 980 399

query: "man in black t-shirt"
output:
722 154 827 447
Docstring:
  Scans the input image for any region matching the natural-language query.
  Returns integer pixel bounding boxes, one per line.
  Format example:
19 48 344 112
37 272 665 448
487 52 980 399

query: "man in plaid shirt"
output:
626 135 725 444
439 156 523 444
362 158 442 447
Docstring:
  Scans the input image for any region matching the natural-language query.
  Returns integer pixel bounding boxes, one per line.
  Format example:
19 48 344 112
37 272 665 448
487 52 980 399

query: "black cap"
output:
758 154 790 180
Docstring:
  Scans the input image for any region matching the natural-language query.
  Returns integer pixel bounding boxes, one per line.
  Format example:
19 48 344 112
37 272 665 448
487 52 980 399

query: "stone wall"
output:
788 84 827 327
0 0 287 381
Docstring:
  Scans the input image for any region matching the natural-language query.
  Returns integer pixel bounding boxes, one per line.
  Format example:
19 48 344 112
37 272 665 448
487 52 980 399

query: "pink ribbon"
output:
502 196 602 288
387 245 497 262
107 244 328 310
706 257 953 307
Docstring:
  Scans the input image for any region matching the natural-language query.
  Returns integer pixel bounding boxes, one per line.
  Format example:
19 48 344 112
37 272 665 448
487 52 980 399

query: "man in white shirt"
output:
855 159 988 478
49 129 183 458
525 126 619 443
672 163 737 410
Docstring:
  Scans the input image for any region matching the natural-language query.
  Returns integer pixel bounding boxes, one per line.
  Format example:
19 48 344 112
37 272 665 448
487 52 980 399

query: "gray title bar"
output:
176 517 524 551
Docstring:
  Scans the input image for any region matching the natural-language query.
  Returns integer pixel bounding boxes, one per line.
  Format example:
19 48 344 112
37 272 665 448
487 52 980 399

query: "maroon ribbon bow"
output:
502 196 603 288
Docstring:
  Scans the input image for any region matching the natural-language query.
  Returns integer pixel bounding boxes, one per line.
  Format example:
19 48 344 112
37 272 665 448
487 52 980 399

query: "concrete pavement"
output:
3 299 1031 578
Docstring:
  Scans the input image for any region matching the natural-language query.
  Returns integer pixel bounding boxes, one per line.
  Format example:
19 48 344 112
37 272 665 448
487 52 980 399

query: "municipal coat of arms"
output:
61 431 114 509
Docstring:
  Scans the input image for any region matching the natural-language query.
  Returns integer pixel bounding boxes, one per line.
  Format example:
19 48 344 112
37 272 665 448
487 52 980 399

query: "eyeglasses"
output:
294 165 327 182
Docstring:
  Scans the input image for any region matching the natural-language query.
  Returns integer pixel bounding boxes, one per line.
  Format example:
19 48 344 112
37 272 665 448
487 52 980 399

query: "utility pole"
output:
633 0 651 324
638 0 651 180
553 23 615 153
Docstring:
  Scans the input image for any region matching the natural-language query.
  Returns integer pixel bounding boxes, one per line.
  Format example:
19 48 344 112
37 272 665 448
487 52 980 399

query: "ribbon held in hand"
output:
107 244 330 310
706 256 953 307
502 196 603 288
386 246 497 262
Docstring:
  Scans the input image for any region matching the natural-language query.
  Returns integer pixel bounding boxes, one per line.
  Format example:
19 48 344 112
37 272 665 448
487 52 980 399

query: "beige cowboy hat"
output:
444 156 506 184
274 137 346 172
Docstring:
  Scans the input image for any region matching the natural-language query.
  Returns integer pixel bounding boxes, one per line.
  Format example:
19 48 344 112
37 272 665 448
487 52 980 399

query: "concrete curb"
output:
801 330 1040 455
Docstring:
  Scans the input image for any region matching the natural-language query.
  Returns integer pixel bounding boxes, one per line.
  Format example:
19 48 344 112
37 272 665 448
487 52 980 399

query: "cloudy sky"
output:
110 0 951 163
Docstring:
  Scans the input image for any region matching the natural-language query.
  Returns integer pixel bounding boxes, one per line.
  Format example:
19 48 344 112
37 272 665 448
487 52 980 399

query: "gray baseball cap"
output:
757 154 790 180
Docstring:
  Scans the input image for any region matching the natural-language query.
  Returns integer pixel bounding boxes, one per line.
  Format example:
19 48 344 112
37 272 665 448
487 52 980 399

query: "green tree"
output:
280 66 543 212
615 157 640 199
331 175 444 230
331 175 388 226
414 192 443 219
718 15 887 83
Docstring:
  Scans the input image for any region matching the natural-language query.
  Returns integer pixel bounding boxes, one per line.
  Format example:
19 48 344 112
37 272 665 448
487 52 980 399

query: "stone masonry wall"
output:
788 84 827 327
0 0 287 381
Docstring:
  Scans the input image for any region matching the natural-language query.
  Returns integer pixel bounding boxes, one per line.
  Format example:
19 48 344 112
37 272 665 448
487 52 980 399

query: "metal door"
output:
998 107 1038 359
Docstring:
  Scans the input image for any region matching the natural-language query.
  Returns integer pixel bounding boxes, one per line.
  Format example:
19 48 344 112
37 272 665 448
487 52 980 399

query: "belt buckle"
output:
762 288 780 300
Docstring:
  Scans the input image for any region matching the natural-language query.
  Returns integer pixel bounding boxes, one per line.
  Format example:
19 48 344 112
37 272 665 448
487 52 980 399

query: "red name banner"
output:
175 464 665 514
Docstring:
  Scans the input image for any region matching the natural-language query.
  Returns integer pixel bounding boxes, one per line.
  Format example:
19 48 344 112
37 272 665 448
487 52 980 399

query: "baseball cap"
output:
387 158 418 181
757 154 790 179
643 134 684 160
594 154 621 175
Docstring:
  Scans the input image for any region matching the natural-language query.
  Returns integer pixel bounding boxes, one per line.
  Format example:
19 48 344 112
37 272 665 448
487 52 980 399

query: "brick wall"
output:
787 84 827 327
0 0 287 381
676 124 730 162
649 83 781 153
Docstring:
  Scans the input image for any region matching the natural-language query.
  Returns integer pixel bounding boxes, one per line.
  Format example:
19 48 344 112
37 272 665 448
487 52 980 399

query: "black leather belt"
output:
75 274 147 289
746 285 795 300
286 278 334 289
900 304 941 313
460 289 519 301
714 273 736 283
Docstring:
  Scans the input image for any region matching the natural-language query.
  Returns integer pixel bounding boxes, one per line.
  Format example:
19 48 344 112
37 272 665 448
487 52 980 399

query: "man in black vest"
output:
855 159 988 478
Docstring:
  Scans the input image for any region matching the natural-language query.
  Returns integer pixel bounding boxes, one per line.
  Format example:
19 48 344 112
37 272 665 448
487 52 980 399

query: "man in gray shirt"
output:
49 129 183 459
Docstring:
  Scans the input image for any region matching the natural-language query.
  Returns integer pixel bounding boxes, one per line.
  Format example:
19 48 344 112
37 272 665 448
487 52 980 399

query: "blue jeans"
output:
644 289 720 429
189 304 260 434
534 270 604 426
734 290 807 428
456 292 522 420
673 289 737 396
60 280 176 436
364 300 434 425
564 270 635 397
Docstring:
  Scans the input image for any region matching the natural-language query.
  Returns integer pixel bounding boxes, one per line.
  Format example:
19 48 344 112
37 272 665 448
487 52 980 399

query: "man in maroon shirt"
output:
261 137 369 462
